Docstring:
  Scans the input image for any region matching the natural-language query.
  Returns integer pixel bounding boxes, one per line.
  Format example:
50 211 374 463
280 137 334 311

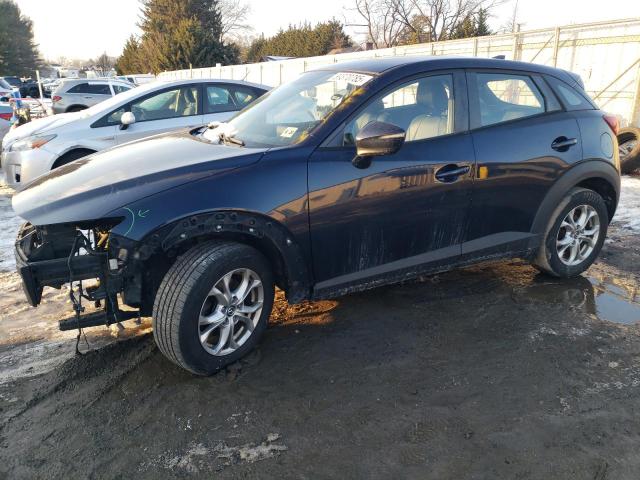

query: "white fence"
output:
159 18 640 126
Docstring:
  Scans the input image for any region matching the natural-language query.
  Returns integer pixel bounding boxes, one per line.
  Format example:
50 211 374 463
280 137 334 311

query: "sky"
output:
14 0 640 61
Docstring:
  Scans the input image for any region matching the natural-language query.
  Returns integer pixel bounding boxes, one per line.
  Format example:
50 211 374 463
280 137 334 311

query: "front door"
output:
114 84 204 144
308 71 475 294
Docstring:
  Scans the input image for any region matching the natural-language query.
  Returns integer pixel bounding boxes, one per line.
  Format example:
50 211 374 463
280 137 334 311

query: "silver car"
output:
51 78 135 114
2 78 269 188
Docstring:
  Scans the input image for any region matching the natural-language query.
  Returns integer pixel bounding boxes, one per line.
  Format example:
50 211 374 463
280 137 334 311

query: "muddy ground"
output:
1 192 640 479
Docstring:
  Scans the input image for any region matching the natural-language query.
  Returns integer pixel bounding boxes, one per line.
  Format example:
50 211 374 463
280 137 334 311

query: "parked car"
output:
19 79 42 98
12 57 620 375
2 78 269 187
0 102 12 143
50 78 135 114
1 76 22 89
0 78 16 100
116 74 156 86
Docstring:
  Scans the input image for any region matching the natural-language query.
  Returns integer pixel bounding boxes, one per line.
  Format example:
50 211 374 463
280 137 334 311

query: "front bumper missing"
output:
14 223 139 329
15 225 106 306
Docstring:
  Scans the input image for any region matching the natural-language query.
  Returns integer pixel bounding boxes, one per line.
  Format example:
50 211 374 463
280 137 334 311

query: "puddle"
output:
513 270 640 326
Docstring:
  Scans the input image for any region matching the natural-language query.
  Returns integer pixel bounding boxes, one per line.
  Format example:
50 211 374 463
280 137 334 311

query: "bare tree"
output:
218 0 252 42
352 0 408 48
94 52 115 74
351 0 503 47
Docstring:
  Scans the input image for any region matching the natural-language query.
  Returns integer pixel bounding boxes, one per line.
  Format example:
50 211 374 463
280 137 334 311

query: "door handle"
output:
435 164 471 183
551 136 577 152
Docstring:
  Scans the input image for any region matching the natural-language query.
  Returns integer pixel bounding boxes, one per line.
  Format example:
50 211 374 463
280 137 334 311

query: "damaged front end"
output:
15 220 140 331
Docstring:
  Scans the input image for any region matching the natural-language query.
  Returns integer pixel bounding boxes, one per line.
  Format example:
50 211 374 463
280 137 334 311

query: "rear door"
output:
113 84 204 144
202 83 264 123
464 70 582 257
308 70 475 293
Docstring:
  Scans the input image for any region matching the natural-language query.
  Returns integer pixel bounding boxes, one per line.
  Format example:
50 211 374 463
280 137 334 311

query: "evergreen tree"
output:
115 35 143 75
119 0 238 74
449 8 492 40
0 0 40 77
475 8 492 37
246 20 352 63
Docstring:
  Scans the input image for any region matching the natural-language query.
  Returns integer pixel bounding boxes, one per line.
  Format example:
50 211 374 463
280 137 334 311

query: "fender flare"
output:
128 209 312 303
531 160 620 235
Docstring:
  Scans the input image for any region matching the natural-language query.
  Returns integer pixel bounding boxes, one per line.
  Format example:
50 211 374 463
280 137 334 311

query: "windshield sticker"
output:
328 72 373 86
280 126 298 138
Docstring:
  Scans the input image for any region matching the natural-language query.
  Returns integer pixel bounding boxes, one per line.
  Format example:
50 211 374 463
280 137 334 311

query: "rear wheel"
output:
533 188 608 278
153 241 274 375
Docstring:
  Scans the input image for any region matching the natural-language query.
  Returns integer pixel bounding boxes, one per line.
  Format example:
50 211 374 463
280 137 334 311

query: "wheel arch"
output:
115 210 312 313
51 148 97 169
65 104 88 113
531 160 620 235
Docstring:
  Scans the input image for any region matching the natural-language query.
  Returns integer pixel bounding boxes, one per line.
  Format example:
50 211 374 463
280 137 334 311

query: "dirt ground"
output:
1 192 640 479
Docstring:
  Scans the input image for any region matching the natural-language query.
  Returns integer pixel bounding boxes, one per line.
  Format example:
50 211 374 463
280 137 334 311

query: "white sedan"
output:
1 78 269 189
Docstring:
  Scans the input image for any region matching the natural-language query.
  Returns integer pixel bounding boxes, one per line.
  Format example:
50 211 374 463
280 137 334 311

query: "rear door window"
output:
204 84 236 113
113 84 132 94
67 83 112 95
471 73 545 128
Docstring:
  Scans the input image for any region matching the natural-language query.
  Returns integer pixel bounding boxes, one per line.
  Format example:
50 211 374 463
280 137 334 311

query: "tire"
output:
51 149 95 169
153 241 275 376
618 127 640 174
533 187 609 278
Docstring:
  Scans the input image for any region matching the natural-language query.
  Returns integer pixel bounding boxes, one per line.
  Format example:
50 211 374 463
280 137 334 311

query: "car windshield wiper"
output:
220 131 245 147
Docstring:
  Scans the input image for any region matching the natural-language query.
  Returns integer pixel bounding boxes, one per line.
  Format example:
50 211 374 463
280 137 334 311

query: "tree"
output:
218 0 252 42
450 8 492 39
115 35 143 75
94 52 115 74
245 20 352 63
351 0 500 47
0 0 41 77
117 0 239 74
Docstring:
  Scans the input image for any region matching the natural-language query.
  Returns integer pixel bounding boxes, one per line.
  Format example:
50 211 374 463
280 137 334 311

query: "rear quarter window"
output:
545 75 594 111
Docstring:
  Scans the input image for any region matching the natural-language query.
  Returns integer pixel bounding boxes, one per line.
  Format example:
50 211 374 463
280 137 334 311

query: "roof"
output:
315 55 577 82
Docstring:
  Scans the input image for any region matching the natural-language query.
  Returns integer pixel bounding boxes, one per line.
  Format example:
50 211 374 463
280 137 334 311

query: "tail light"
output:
0 112 11 121
52 95 62 102
603 114 619 136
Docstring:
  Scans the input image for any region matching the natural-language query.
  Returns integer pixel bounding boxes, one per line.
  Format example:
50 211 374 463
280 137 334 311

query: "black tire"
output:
533 187 609 278
66 105 87 113
152 241 275 375
51 149 95 169
618 127 640 174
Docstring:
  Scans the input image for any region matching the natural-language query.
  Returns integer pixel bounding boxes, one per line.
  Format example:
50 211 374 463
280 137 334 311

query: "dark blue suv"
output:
13 57 621 375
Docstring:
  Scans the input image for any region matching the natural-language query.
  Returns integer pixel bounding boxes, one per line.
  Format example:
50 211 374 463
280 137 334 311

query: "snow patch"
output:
0 172 22 272
613 176 640 232
140 434 287 473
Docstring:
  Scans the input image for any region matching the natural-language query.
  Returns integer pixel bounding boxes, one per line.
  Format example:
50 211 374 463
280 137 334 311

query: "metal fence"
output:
158 18 640 127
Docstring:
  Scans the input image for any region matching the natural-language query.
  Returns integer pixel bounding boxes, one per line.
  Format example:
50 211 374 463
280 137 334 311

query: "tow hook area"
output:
15 223 140 336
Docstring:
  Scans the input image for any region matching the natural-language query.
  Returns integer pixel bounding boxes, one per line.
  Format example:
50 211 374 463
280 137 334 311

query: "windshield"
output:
209 70 374 147
3 77 21 87
0 78 12 90
78 81 163 119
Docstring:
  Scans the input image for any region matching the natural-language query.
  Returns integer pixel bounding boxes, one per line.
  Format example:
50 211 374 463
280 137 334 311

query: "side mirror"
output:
353 121 405 169
120 111 136 130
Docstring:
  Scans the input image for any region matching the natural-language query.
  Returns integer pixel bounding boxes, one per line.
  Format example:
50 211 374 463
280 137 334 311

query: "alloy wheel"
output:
198 268 264 356
556 204 600 266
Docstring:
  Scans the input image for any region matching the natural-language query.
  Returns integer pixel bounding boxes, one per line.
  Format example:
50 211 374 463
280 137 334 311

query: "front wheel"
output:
153 241 275 375
533 188 609 278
